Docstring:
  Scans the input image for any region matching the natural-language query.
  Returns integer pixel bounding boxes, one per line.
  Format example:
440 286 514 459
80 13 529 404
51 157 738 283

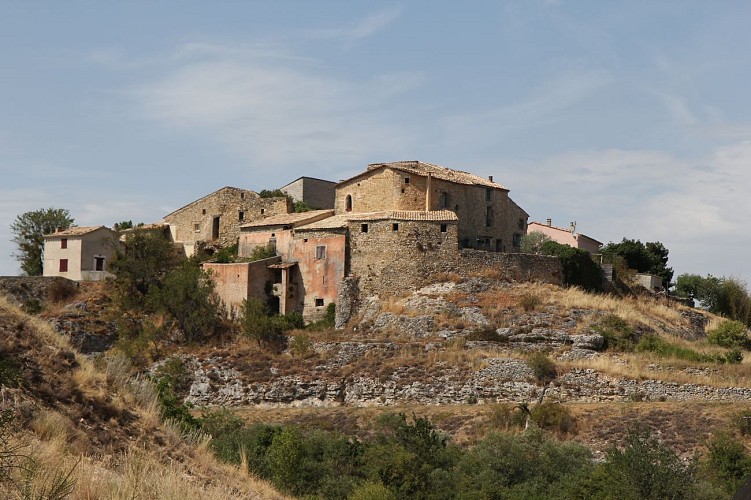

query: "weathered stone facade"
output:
335 161 529 252
280 176 336 209
163 186 290 256
203 257 281 316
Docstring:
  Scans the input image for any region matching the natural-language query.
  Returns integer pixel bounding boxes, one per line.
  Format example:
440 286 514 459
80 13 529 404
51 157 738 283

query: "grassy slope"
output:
0 295 287 499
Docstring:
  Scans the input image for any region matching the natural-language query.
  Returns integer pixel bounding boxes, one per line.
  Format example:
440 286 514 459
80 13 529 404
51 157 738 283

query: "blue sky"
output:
2 1 751 282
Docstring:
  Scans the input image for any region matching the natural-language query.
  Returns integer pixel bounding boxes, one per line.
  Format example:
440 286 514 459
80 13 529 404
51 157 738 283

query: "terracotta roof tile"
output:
337 160 508 189
44 226 110 238
296 210 458 231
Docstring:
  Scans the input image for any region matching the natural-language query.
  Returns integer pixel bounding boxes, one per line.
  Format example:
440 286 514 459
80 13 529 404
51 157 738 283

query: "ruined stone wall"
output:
349 219 460 297
449 250 563 285
290 230 347 320
238 227 294 259
203 256 280 316
165 187 290 255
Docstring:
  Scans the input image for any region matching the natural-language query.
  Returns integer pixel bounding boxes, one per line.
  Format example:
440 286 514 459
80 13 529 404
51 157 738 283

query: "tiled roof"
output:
347 210 459 222
296 210 458 231
528 221 602 246
338 160 507 189
241 209 334 229
44 226 110 238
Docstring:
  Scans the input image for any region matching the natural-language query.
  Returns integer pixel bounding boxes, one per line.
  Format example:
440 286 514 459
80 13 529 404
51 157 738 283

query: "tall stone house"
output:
336 161 528 252
207 160 528 321
527 219 602 255
42 226 117 281
163 186 291 257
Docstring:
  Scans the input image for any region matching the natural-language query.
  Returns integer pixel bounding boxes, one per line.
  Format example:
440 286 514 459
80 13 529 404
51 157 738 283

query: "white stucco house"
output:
43 226 117 281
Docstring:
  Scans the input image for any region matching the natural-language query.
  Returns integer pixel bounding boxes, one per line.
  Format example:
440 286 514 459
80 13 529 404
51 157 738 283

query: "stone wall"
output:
349 218 459 298
450 250 563 285
0 276 78 307
164 187 291 256
203 257 280 316
281 177 336 209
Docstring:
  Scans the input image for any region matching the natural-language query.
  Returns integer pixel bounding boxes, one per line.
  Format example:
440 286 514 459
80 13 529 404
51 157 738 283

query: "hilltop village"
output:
41 160 602 323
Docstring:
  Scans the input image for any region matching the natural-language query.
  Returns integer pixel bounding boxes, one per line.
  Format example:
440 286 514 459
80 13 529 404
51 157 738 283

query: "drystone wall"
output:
451 250 564 285
0 276 78 307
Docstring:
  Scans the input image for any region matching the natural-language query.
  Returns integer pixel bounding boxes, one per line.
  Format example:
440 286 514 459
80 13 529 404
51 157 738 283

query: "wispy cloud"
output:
310 6 402 41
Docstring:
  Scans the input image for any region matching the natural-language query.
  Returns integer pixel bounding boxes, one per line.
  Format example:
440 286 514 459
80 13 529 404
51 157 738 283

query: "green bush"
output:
213 242 238 263
288 333 312 357
733 410 751 437
240 299 302 348
707 320 749 349
702 432 751 495
530 403 576 436
487 403 527 431
526 352 557 385
249 243 276 262
519 292 541 311
466 328 509 342
540 241 602 292
636 334 708 362
306 303 336 330
592 314 638 352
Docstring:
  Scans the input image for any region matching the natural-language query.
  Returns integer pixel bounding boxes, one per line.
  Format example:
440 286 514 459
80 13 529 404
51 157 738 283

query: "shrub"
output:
466 328 508 342
707 320 749 349
289 333 312 357
487 403 526 431
240 298 301 348
519 292 541 312
213 242 238 263
307 303 336 330
530 403 576 436
725 348 744 364
249 243 276 262
592 314 638 352
540 241 602 292
636 334 710 362
733 410 751 437
702 432 751 495
526 352 557 385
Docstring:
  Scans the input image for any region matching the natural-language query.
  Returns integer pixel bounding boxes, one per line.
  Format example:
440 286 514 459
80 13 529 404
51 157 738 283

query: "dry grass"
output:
523 283 685 334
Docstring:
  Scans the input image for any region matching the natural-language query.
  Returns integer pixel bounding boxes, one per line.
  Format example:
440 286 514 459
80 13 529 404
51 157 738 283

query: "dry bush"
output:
433 271 465 283
518 292 541 312
47 279 78 303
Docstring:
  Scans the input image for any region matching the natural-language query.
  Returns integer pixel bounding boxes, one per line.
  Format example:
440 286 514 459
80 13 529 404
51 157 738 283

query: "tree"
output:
10 208 74 276
113 220 134 231
520 232 551 254
540 241 602 292
601 238 673 286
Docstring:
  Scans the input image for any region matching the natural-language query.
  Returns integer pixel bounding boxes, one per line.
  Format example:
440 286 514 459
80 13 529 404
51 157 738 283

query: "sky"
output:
2 1 751 282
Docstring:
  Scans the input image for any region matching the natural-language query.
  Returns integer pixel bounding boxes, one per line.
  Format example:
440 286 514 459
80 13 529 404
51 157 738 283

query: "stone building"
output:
335 161 528 252
43 226 117 281
280 176 337 209
527 220 602 254
163 186 291 256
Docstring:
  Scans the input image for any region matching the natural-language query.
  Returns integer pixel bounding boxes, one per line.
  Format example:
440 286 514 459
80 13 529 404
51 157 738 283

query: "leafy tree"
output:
707 320 749 349
249 243 276 262
293 200 313 213
601 238 673 285
520 232 552 254
676 274 751 323
540 241 602 292
702 432 751 495
113 220 133 231
109 228 177 308
10 208 74 276
240 298 302 347
592 428 695 499
154 261 225 341
258 189 288 199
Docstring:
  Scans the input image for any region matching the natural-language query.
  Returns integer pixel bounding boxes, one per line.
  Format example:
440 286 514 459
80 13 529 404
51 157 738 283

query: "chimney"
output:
488 175 493 182
546 218 552 226
569 221 577 233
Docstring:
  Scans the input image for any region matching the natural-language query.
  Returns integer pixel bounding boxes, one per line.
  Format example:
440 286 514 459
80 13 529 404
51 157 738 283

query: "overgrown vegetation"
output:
707 320 750 349
249 243 277 262
10 207 74 276
601 238 673 286
540 240 602 292
676 274 751 326
592 314 639 351
240 298 303 348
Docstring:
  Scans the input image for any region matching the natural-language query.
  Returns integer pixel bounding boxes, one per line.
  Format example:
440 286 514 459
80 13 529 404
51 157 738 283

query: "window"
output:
261 208 265 214
59 259 68 273
202 209 206 215
496 240 503 252
513 233 522 247
315 298 324 307
486 207 493 227
361 223 368 233
392 223 399 231
94 256 105 271
518 218 525 230
315 245 326 259
438 192 449 209
193 223 200 232
404 177 410 184
60 238 67 249
440 224 447 233
345 195 353 212
240 192 245 199
486 188 492 202
238 211 244 222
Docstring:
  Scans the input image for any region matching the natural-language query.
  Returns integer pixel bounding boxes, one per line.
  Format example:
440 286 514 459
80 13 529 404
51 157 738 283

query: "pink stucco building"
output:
527 220 602 254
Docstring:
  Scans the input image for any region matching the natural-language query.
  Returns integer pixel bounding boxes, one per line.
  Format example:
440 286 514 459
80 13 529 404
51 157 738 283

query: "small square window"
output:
361 223 368 233
401 188 405 193
261 208 265 214
404 177 410 184
59 259 68 273
202 209 206 215
238 211 244 221
60 238 67 249
392 223 399 231
194 223 200 232
486 188 492 202
315 245 326 259
315 298 324 307
440 224 447 233
304 238 308 243
240 192 245 199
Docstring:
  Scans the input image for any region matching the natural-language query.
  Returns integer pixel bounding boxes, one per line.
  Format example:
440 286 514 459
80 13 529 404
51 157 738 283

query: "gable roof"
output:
44 226 111 238
337 161 508 190
528 221 602 246
163 186 259 219
240 209 334 229
279 176 337 189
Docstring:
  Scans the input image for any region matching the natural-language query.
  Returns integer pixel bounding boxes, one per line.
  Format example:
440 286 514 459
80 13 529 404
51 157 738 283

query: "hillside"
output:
0 294 286 499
